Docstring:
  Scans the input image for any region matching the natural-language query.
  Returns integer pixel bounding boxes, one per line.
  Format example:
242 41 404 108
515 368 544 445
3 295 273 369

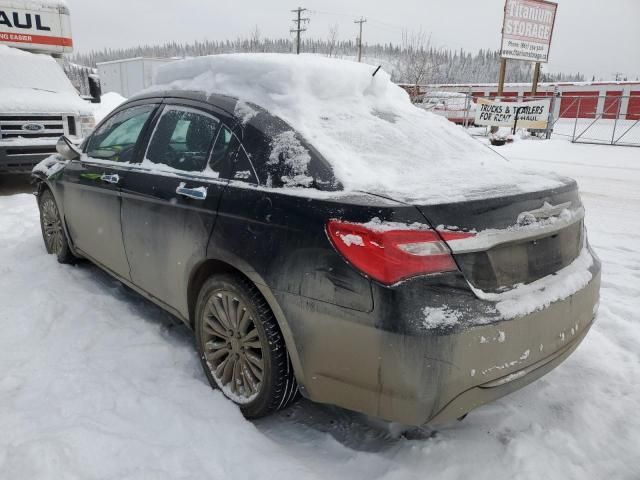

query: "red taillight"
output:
326 220 474 285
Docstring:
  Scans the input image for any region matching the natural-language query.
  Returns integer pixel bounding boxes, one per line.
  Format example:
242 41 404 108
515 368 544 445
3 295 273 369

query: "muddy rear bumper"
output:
276 250 601 426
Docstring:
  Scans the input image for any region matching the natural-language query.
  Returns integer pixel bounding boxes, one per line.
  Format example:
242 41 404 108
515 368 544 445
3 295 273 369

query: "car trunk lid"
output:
414 179 585 293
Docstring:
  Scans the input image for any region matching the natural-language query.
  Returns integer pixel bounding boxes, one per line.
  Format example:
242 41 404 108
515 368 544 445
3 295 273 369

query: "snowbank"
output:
153 54 565 203
93 92 127 123
1 137 639 478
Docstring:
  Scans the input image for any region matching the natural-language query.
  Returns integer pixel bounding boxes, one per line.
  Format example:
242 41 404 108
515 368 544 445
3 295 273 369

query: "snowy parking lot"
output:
0 135 638 479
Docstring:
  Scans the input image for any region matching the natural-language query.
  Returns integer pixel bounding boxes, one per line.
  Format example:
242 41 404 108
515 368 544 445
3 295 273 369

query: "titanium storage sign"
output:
475 98 551 129
501 0 557 63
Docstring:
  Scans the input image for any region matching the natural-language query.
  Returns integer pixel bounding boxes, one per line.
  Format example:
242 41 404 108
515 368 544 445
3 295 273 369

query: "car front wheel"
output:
38 189 76 264
195 273 298 418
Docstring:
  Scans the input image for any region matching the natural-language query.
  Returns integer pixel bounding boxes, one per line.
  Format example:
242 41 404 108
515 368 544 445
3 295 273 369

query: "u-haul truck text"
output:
0 1 73 54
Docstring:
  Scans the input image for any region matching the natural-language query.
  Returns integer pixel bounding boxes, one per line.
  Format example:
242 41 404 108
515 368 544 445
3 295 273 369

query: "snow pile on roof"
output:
154 54 565 203
0 46 73 92
421 91 476 110
0 46 90 114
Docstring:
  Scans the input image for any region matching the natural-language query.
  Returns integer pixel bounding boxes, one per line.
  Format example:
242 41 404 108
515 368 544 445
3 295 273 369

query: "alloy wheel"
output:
41 197 64 255
201 291 265 403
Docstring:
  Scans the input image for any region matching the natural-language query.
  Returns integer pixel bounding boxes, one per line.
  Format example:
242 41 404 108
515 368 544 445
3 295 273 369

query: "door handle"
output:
101 173 120 185
176 182 207 200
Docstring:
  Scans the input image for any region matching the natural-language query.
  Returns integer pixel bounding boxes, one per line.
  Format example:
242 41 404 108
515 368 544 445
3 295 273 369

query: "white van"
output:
0 0 96 174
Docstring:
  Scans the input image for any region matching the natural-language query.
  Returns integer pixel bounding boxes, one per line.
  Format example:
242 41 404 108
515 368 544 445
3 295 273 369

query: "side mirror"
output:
88 75 102 104
56 136 82 161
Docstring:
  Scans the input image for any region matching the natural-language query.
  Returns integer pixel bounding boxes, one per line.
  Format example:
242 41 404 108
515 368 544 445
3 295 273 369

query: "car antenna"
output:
372 65 382 77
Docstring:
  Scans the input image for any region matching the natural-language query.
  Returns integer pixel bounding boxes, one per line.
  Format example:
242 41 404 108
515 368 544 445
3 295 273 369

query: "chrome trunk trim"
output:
445 206 585 254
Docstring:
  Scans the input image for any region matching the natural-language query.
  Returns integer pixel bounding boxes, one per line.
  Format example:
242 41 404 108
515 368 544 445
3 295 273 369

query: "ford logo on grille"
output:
22 123 46 132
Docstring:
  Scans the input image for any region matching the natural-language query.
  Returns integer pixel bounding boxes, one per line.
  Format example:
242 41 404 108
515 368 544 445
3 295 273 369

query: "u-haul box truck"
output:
0 0 96 174
0 0 73 55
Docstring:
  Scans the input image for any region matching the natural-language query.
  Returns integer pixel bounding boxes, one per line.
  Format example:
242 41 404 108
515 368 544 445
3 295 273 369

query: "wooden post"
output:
492 58 508 133
531 62 541 96
354 17 367 63
497 58 507 96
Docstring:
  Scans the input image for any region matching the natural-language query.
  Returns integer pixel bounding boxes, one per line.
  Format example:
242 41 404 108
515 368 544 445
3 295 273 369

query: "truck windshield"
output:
0 46 77 94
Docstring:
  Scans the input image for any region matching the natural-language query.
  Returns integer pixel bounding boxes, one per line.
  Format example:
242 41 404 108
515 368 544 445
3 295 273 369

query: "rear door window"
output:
231 146 259 185
209 125 235 175
145 106 219 173
86 105 155 162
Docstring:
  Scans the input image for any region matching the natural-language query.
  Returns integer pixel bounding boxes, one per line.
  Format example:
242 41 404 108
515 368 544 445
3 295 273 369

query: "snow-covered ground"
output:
0 134 638 479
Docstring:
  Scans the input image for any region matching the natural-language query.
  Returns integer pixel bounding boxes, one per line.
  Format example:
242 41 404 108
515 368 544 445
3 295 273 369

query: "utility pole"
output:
290 7 309 55
354 17 367 62
531 62 541 96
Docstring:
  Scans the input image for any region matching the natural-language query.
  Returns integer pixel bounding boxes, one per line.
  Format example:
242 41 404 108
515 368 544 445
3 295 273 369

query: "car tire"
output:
195 273 298 418
38 189 77 264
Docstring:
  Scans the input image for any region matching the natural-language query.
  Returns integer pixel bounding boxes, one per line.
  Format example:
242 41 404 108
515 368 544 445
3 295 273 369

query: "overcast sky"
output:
66 0 639 80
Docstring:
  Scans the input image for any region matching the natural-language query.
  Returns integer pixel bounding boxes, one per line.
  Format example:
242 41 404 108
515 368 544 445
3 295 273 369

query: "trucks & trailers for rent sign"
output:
501 0 557 63
475 98 551 129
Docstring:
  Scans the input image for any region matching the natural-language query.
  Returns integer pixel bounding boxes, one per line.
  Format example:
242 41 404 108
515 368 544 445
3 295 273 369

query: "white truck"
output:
97 57 176 98
0 0 97 174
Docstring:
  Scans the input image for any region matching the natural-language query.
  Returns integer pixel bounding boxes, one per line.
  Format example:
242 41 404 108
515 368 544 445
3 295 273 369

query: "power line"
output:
309 10 404 33
354 17 367 62
290 7 310 55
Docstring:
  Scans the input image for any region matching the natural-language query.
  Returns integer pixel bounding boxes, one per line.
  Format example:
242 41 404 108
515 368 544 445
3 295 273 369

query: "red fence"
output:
404 81 640 121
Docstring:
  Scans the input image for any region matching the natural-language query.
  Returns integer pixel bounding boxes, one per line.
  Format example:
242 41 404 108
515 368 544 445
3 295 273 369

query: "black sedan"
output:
32 82 600 426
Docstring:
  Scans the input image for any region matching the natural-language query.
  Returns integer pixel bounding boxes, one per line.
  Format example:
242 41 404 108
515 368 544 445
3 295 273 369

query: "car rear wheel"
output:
195 273 298 418
38 189 76 264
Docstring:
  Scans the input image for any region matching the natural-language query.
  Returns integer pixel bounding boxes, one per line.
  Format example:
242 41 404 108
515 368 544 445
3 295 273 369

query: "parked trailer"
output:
97 57 177 98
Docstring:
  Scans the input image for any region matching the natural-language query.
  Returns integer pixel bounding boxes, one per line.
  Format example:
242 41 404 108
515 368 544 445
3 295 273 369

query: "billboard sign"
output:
475 98 551 129
0 1 73 54
501 0 557 63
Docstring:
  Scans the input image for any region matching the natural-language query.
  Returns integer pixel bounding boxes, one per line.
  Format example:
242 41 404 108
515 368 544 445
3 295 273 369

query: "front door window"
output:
86 105 155 163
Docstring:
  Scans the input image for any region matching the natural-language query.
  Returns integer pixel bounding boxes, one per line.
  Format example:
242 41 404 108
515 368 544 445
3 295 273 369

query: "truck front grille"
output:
0 114 71 139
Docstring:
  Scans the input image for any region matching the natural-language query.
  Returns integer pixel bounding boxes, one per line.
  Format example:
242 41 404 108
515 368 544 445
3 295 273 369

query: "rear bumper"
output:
429 321 592 424
0 142 58 174
278 248 601 426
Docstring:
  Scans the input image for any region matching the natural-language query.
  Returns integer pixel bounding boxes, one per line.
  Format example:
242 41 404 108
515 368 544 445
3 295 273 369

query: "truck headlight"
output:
79 114 96 138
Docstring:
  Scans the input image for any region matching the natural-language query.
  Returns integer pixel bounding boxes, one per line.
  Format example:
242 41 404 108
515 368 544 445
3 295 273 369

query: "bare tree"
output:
250 25 261 52
395 30 443 102
327 24 339 57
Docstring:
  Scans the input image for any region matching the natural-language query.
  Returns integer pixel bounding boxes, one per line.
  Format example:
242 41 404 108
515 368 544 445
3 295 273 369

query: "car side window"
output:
145 106 219 173
86 105 155 162
209 125 235 175
231 144 259 185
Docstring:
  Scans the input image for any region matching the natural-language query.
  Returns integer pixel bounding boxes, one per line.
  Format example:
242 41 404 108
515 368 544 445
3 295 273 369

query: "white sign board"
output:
475 98 551 129
501 0 557 63
0 2 73 54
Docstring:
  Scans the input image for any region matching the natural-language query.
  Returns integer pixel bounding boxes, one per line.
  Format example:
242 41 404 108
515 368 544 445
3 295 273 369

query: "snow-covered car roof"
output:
152 54 565 204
